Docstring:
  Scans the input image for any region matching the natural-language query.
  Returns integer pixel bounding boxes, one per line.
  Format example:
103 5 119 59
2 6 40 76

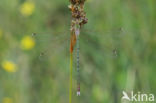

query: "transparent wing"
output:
80 27 126 59
32 31 70 61
32 27 127 61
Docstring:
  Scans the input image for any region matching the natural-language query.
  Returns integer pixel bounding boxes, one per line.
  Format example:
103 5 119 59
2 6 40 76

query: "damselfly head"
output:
75 28 80 36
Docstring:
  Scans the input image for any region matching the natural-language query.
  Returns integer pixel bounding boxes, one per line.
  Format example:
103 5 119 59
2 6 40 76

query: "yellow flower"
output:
1 61 17 72
21 35 35 50
3 97 13 103
20 1 35 17
0 28 3 38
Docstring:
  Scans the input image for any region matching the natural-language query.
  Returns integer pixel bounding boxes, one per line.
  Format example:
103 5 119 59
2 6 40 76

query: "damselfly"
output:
31 27 126 96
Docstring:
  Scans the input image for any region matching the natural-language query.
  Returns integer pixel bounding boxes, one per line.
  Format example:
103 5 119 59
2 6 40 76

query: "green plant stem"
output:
69 53 73 103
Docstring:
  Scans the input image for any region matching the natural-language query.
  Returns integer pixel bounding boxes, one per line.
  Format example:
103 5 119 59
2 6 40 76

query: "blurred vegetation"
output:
0 0 156 103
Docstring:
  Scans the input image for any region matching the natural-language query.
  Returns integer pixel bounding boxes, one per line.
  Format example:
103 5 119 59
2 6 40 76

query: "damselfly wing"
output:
32 27 126 61
32 31 70 61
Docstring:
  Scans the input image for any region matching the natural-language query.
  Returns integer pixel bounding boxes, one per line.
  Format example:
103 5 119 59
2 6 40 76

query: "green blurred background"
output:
0 0 156 103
